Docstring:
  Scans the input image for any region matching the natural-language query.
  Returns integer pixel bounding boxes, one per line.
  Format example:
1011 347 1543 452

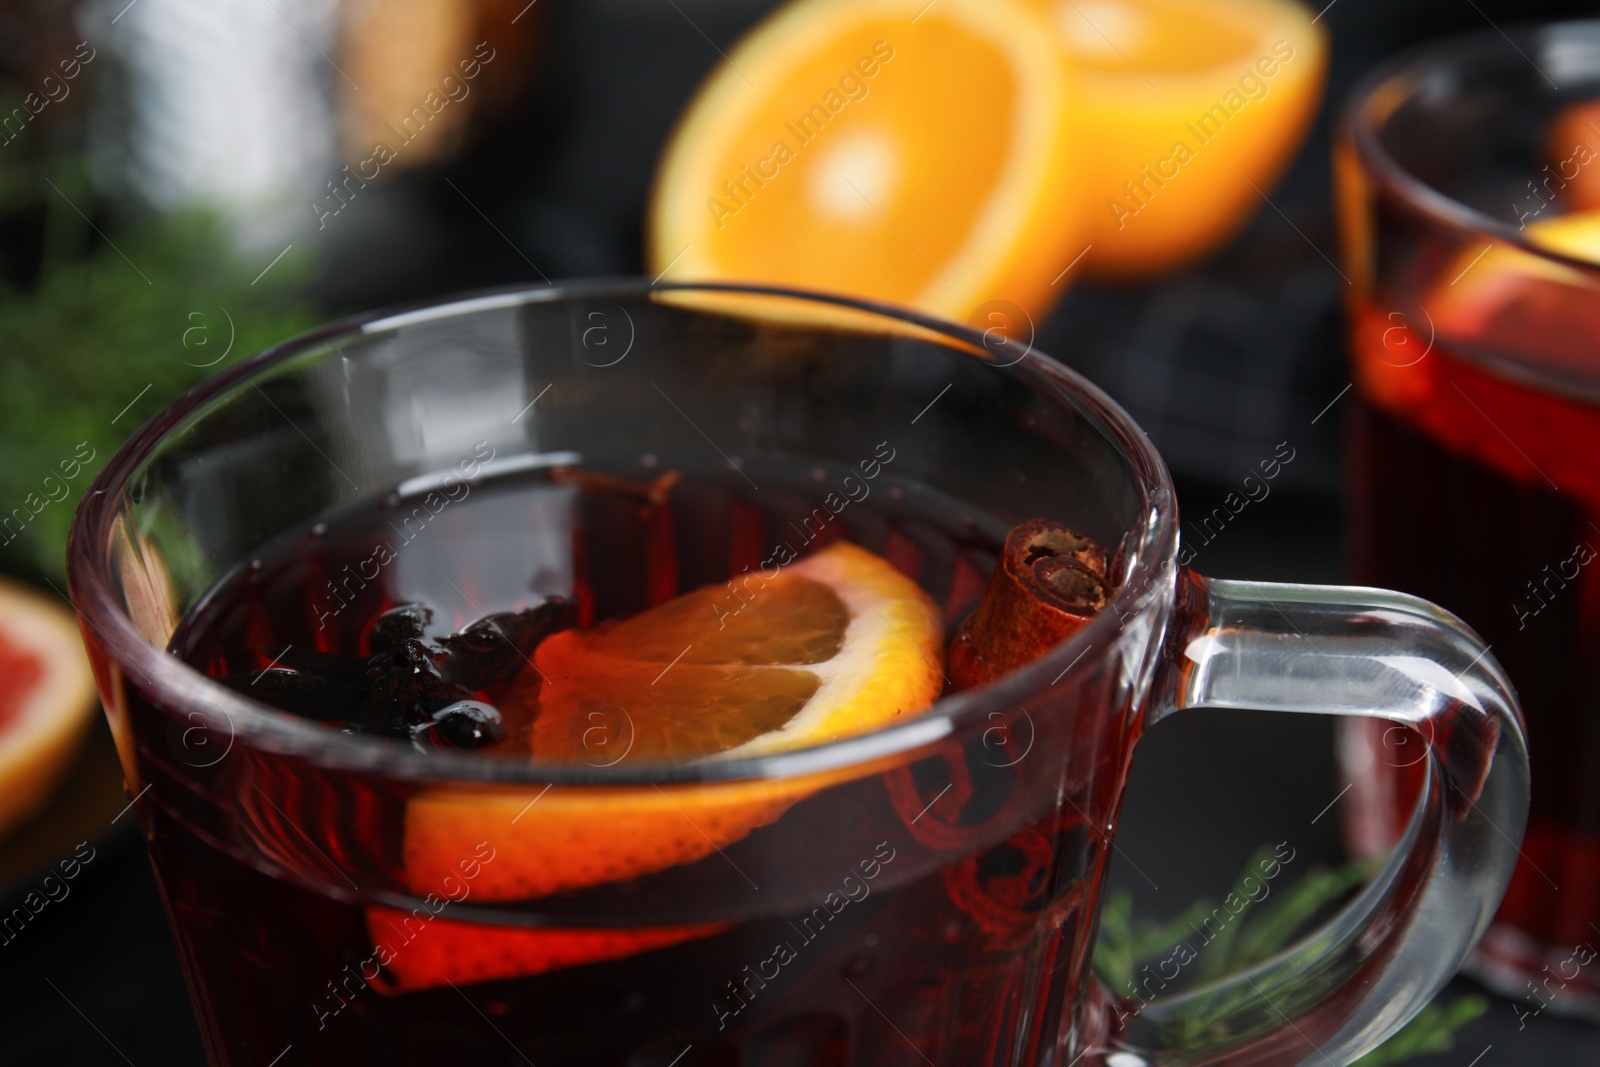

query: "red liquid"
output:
138 465 1137 1066
1346 297 1600 1013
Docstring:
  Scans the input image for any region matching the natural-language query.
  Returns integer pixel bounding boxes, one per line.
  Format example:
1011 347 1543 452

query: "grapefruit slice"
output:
646 0 1085 322
1025 0 1326 278
0 580 99 842
381 542 943 992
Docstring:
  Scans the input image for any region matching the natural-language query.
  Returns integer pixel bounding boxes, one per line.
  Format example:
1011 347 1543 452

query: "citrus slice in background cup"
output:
1421 206 1600 374
647 0 1085 322
1356 208 1600 506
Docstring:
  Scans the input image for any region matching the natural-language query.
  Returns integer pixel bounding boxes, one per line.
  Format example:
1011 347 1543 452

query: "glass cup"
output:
69 281 1527 1066
1336 20 1600 1020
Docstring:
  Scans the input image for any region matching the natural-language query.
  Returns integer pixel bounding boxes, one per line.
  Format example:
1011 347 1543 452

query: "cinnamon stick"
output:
947 519 1110 690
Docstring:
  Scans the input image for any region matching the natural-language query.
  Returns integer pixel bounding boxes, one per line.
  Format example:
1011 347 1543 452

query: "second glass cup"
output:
1337 19 1600 1020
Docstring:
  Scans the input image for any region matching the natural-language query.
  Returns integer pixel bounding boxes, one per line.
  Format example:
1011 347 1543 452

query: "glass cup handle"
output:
1098 570 1530 1066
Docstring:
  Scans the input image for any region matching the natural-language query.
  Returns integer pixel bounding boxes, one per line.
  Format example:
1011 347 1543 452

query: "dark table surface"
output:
5 0 1600 1063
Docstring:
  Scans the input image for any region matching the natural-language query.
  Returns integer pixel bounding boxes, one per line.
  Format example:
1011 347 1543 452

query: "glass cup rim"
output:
1343 16 1600 278
67 278 1178 786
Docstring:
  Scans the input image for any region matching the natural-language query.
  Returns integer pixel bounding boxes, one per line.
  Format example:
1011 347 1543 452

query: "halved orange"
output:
1025 0 1326 279
381 542 942 991
647 0 1085 322
0 580 98 841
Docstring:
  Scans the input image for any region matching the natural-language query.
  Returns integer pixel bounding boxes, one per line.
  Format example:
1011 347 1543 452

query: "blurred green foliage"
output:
1351 996 1489 1066
1094 849 1486 1065
0 128 322 583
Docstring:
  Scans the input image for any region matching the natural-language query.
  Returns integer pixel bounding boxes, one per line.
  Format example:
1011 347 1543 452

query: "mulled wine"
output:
148 460 1113 1066
1346 293 1600 1014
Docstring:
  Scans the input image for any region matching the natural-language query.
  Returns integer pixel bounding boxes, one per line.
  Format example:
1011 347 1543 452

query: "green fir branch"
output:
0 140 322 582
1094 850 1483 1065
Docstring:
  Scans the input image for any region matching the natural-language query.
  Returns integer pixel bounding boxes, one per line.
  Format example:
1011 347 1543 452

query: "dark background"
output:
2 0 1598 1063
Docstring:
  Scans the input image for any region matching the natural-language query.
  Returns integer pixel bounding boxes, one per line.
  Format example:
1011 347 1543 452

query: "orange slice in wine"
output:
380 542 943 992
531 541 945 762
405 541 943 901
365 907 729 994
